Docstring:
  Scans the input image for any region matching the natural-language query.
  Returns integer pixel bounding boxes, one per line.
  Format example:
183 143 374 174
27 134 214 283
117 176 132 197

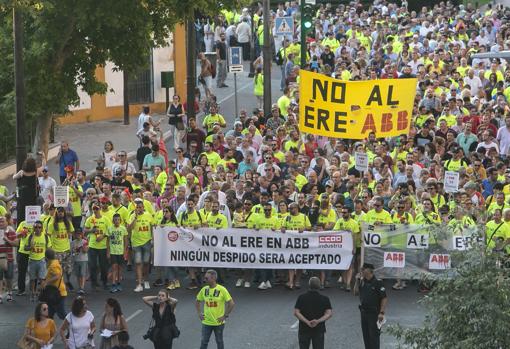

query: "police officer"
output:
358 263 387 349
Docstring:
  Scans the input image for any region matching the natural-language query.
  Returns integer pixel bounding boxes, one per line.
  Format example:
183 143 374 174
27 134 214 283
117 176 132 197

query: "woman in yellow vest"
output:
253 67 264 109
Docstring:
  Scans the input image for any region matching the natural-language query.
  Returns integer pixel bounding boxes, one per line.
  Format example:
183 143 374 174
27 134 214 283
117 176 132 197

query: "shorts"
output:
110 255 124 265
0 260 14 280
56 251 73 275
28 259 47 280
133 242 151 264
74 261 88 278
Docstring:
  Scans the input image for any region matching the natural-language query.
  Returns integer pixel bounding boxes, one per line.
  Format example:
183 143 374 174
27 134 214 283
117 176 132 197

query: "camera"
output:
143 327 155 341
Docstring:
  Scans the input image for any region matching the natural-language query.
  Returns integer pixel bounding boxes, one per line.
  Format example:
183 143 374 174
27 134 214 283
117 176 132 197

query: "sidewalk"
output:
0 114 169 190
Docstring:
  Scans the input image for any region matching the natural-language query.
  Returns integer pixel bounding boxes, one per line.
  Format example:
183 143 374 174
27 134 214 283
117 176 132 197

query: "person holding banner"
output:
358 263 387 349
205 201 228 229
254 202 280 290
362 197 392 225
333 207 360 292
178 197 206 290
414 199 441 225
128 198 155 293
486 209 510 253
281 203 311 290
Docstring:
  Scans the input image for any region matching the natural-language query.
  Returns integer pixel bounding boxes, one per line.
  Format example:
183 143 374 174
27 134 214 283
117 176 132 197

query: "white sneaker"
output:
235 279 243 287
144 281 150 289
244 281 251 288
266 281 272 289
134 284 143 293
258 281 267 290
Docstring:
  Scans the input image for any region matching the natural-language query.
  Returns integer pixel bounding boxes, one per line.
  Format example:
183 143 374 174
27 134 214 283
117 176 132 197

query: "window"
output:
128 50 154 104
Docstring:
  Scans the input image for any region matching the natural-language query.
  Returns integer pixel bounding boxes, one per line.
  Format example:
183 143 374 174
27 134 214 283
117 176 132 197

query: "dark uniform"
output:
359 273 387 349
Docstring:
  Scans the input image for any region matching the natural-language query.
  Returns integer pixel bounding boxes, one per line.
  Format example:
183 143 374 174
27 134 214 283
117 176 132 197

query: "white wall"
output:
69 34 175 110
69 87 91 111
105 61 124 107
153 34 175 103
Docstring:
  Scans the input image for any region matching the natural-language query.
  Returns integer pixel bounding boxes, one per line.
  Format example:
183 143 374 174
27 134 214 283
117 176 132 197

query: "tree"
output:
0 0 245 160
388 247 510 349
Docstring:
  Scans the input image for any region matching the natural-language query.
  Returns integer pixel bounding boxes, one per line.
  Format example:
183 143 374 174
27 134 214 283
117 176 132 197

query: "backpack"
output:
210 60 216 79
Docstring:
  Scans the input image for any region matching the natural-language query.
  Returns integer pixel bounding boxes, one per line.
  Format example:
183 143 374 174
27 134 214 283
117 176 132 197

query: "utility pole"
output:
13 6 27 171
248 3 257 78
262 0 272 116
300 0 306 67
186 16 197 120
123 71 130 125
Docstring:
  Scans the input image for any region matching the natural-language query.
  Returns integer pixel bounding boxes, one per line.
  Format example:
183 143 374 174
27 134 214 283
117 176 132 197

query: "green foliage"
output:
0 0 243 158
389 246 510 349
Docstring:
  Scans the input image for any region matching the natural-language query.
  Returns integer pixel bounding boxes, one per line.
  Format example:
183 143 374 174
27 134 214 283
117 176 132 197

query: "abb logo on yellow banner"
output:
299 70 417 139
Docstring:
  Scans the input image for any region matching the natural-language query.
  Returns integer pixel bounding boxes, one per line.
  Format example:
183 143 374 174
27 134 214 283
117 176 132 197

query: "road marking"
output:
126 309 143 322
217 83 252 104
290 320 299 329
216 78 282 105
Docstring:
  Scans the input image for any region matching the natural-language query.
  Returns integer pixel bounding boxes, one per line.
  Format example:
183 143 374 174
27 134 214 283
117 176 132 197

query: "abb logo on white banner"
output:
383 252 405 268
429 254 451 270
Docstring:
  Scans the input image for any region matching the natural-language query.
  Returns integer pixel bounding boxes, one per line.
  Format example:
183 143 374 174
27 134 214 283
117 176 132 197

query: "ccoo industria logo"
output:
318 235 343 248
167 230 194 243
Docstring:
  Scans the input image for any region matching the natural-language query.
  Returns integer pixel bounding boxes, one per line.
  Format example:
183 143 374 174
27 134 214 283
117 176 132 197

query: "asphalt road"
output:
0 269 424 349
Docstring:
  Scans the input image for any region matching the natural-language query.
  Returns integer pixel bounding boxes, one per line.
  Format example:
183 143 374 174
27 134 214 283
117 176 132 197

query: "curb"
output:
0 128 172 182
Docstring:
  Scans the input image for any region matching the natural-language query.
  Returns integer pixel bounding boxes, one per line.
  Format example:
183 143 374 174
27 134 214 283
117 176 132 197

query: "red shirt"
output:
0 228 17 262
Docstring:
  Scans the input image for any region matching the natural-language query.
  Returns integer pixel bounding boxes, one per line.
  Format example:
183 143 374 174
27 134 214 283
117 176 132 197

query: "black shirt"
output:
359 276 387 313
320 52 335 68
136 146 152 170
215 40 227 60
294 290 332 334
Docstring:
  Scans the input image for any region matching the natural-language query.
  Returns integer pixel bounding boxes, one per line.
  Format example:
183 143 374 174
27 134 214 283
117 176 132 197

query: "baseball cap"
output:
325 180 334 187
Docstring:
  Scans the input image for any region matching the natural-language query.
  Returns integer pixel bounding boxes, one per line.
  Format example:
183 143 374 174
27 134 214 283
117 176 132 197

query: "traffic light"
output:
300 1 315 67
302 4 314 30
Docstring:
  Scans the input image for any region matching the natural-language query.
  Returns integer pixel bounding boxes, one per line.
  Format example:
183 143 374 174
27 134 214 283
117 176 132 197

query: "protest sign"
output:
25 206 41 224
54 186 69 208
355 152 369 172
444 171 460 193
299 70 416 139
362 223 482 279
154 227 353 270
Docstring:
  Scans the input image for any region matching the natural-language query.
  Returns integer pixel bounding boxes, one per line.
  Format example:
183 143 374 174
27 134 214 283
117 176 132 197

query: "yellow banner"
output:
299 70 417 139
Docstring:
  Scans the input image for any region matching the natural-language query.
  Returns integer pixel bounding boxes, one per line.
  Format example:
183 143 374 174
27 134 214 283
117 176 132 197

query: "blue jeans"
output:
200 324 224 349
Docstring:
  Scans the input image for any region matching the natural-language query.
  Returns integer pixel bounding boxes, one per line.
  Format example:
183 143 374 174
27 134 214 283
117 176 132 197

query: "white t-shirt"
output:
137 113 151 133
66 310 95 349
497 126 510 156
38 176 57 202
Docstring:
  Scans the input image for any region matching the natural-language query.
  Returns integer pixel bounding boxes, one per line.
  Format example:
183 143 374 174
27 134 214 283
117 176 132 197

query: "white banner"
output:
154 227 354 270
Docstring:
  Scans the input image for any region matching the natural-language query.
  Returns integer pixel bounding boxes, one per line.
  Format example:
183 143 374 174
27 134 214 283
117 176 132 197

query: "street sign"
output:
275 17 294 36
229 47 242 66
229 65 244 73
305 0 316 4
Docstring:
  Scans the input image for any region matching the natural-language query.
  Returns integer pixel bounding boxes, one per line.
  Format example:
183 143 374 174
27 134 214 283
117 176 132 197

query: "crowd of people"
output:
1 0 509 348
